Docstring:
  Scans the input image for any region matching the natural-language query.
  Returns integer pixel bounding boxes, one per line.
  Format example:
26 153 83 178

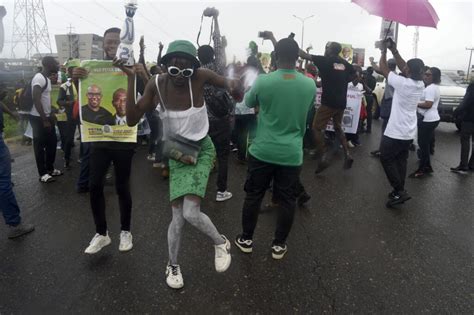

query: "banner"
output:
339 43 353 64
315 86 363 134
79 60 137 143
50 84 67 122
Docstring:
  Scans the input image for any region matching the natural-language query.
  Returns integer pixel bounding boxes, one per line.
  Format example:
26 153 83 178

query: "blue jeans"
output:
0 135 21 226
76 142 91 190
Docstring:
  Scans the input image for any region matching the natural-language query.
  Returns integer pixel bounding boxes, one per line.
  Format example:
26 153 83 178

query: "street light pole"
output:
293 14 314 49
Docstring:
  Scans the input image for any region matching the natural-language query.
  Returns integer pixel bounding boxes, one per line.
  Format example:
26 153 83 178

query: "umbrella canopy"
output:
352 0 440 28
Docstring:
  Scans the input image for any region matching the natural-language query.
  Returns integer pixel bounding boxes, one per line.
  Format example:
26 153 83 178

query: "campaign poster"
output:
353 48 365 67
50 84 67 122
339 43 353 64
79 60 137 143
315 86 363 134
380 18 398 41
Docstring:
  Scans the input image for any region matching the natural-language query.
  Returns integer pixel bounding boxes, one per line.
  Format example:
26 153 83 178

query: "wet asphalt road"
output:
1 120 473 314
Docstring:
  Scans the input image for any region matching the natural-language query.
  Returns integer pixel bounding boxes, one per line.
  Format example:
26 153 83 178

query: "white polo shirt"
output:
384 72 425 140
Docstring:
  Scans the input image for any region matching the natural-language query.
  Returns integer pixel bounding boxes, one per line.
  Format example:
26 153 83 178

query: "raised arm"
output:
378 49 390 79
211 13 226 72
386 39 407 76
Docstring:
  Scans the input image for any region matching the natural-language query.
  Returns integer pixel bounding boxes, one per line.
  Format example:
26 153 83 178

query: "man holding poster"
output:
73 27 137 256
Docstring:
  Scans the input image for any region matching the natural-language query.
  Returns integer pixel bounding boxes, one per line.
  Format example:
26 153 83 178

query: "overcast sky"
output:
1 0 473 70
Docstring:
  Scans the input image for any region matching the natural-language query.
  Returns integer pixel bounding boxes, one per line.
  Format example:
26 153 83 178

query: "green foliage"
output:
3 115 20 139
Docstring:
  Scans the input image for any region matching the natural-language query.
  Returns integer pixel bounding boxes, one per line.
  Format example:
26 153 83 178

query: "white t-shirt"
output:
384 72 425 140
30 73 52 117
417 83 440 122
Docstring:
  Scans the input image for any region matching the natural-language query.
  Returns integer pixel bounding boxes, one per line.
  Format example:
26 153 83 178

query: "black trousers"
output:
29 115 57 177
460 121 474 168
380 136 412 192
365 94 374 132
57 119 76 162
377 118 389 150
417 120 439 170
89 147 135 235
234 114 257 161
242 154 301 245
208 118 231 192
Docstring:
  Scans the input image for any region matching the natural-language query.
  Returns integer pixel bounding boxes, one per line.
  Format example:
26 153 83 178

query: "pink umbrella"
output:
352 0 440 28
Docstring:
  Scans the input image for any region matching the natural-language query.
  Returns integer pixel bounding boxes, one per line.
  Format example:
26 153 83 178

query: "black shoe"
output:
271 244 288 260
370 150 381 157
424 166 434 174
386 191 411 208
297 192 311 206
235 235 253 253
409 169 425 179
468 166 474 172
8 223 35 239
315 158 329 174
64 159 71 170
343 155 354 169
76 186 89 193
388 190 398 199
450 166 468 174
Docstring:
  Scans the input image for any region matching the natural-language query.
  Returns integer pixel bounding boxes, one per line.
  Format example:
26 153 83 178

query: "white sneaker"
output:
50 169 63 176
84 233 111 254
165 263 184 289
39 174 55 183
146 153 156 161
119 231 133 252
216 191 233 202
347 140 355 148
215 235 231 273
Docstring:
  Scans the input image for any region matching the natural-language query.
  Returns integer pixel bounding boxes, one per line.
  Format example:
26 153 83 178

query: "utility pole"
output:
413 26 419 58
466 47 473 82
293 14 314 50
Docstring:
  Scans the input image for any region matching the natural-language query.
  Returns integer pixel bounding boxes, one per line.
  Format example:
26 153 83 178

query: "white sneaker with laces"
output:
216 191 233 202
39 174 55 183
215 235 231 272
84 233 111 254
50 169 63 176
119 231 133 252
165 264 184 289
146 153 156 161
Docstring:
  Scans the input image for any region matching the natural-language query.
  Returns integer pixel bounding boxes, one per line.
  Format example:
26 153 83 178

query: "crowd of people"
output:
1 7 474 291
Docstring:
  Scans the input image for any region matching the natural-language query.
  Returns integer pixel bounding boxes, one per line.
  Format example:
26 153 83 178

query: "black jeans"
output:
242 154 301 245
460 121 474 168
209 118 231 192
89 147 135 235
380 136 412 192
57 119 76 162
417 120 439 170
234 114 257 161
29 115 57 176
76 142 90 190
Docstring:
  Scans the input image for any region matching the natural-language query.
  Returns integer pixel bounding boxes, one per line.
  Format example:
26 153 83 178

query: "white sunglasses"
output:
167 66 194 77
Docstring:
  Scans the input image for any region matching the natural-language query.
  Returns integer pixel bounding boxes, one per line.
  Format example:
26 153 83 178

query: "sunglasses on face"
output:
167 66 194 77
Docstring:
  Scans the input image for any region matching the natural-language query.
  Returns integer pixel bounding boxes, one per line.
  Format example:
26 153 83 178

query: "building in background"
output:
55 33 103 64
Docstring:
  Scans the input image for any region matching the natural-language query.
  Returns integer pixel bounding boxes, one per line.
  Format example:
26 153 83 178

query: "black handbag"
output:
162 133 201 165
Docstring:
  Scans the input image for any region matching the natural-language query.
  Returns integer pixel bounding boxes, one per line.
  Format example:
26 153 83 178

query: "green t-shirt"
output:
245 69 316 166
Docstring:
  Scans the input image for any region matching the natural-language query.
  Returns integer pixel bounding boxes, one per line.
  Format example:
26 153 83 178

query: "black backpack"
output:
18 73 48 112
205 86 233 118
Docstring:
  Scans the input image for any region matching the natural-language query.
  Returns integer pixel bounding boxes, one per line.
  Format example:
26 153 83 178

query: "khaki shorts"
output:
313 105 345 131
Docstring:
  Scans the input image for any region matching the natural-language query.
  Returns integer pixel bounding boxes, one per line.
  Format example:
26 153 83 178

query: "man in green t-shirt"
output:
235 34 316 260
